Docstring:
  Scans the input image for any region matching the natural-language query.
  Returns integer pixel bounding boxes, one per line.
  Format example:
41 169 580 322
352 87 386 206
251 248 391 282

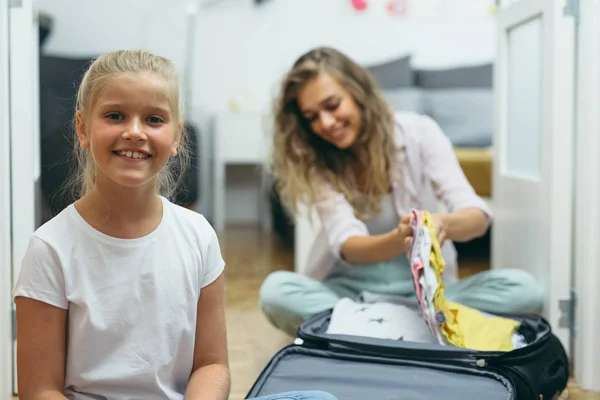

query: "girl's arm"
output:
15 297 69 400
185 272 230 400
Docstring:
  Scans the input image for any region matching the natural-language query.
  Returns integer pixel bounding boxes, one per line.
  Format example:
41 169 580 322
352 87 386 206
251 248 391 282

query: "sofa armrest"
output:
454 147 493 198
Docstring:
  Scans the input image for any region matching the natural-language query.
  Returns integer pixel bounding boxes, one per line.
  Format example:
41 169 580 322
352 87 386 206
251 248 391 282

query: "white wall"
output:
189 0 496 113
36 0 496 225
39 0 497 114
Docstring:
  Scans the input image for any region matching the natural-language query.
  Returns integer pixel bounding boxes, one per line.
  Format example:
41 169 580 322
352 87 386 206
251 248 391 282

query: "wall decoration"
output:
350 0 368 12
228 88 258 114
386 0 408 17
489 3 497 16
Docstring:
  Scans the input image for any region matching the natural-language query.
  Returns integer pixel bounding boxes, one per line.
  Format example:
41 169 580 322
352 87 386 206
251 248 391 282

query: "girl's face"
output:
296 72 362 150
76 73 180 191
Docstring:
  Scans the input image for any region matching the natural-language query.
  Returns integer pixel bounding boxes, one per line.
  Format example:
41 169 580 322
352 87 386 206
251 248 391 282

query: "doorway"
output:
1 0 43 396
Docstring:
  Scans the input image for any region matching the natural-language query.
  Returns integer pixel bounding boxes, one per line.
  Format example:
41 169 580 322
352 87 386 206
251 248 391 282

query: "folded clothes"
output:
326 297 437 344
408 210 524 352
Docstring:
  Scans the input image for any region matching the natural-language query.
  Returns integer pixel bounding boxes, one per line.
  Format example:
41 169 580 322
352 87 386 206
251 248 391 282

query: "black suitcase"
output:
246 309 569 400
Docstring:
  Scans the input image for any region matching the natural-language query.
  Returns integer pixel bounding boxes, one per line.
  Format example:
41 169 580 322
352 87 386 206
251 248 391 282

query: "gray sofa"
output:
367 55 494 148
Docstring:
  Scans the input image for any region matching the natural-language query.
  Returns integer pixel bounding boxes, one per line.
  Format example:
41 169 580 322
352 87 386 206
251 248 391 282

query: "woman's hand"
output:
431 213 447 246
402 212 447 252
397 214 414 253
413 209 488 246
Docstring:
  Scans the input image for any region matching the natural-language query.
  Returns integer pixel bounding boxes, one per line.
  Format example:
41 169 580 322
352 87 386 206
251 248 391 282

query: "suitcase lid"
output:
296 308 554 365
246 343 516 400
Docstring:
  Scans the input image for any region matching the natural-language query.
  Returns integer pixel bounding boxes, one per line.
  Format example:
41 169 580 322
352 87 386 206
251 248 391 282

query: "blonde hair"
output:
68 49 190 200
269 47 397 219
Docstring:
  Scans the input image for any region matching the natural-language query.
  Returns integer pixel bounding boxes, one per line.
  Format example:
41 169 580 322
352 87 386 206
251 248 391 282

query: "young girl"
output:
13 50 337 400
260 46 545 337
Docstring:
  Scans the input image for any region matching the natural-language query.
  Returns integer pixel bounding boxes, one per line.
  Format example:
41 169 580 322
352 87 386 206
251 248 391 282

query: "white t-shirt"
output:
13 196 225 399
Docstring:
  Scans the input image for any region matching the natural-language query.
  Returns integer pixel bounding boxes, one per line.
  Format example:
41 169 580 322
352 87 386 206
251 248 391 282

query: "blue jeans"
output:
249 390 338 400
259 268 545 336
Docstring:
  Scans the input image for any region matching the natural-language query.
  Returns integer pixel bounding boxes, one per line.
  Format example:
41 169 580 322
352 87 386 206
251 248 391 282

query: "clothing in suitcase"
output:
246 309 569 400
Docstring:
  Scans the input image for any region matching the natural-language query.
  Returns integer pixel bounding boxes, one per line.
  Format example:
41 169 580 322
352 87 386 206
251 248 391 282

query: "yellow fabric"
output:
422 211 521 352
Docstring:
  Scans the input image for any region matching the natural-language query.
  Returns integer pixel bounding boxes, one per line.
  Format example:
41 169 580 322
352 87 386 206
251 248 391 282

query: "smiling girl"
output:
12 50 337 400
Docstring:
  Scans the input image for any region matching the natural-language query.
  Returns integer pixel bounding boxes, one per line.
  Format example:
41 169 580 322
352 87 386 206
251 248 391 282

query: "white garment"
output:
12 196 225 400
326 298 437 343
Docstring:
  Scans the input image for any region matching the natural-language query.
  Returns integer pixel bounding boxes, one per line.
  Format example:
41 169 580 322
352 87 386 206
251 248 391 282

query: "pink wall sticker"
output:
350 0 368 12
386 0 408 17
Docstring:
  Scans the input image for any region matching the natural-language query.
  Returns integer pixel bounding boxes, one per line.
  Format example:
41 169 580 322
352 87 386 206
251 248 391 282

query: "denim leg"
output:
248 390 338 400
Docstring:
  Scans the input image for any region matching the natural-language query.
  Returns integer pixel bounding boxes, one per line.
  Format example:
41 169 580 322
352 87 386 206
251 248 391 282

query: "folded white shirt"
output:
326 297 438 343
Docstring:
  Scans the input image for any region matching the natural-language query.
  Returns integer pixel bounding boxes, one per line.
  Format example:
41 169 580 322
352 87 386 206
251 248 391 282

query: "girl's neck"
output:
75 175 164 239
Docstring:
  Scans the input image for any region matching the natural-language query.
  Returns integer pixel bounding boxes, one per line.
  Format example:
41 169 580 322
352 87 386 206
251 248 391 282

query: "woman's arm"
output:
431 207 489 246
340 214 413 264
15 297 68 400
435 207 489 243
417 115 492 241
185 272 230 400
313 187 414 265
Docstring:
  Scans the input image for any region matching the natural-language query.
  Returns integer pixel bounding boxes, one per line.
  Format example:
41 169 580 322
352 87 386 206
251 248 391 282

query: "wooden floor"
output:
11 225 600 399
220 225 599 400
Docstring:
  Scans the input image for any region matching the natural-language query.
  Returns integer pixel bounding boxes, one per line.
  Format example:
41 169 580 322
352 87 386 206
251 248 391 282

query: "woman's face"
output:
296 72 362 149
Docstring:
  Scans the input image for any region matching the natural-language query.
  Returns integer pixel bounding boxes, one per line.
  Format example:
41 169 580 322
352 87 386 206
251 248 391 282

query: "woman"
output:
260 47 543 337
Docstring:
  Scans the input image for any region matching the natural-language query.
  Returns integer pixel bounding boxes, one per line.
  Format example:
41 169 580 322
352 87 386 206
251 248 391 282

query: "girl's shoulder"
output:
160 197 219 244
33 203 80 243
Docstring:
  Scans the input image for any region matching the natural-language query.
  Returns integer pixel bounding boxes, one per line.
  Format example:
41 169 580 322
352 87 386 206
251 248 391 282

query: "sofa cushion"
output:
416 64 493 89
416 64 494 147
366 55 424 113
366 55 414 89
424 89 493 147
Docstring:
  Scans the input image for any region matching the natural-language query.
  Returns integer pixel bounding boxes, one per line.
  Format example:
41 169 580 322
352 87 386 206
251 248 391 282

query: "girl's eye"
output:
106 113 123 120
148 116 164 124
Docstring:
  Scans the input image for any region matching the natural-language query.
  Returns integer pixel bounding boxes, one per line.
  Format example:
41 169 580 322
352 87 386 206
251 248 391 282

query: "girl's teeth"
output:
118 151 148 159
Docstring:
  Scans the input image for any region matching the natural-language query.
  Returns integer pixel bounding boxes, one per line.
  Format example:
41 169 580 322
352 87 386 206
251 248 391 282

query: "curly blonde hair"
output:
67 49 190 201
269 47 398 219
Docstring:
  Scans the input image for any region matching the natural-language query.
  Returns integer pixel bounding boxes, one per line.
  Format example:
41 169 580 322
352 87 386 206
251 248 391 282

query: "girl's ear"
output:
171 122 183 157
75 111 90 149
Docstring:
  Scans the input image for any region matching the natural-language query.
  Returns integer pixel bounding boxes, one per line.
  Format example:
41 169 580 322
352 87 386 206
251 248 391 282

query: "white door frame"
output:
7 0 39 395
492 0 576 351
0 0 14 398
573 0 600 391
9 0 36 288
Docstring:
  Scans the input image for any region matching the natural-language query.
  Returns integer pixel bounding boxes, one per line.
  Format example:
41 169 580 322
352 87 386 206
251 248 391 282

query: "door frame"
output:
492 0 576 351
0 0 13 398
573 0 600 391
6 0 39 395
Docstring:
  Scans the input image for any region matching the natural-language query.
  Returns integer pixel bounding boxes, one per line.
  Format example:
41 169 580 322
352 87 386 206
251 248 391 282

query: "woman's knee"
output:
259 270 297 311
258 271 306 335
504 269 545 313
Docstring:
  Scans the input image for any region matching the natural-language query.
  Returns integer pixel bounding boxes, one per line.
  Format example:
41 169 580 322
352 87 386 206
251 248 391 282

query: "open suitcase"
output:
246 309 569 400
